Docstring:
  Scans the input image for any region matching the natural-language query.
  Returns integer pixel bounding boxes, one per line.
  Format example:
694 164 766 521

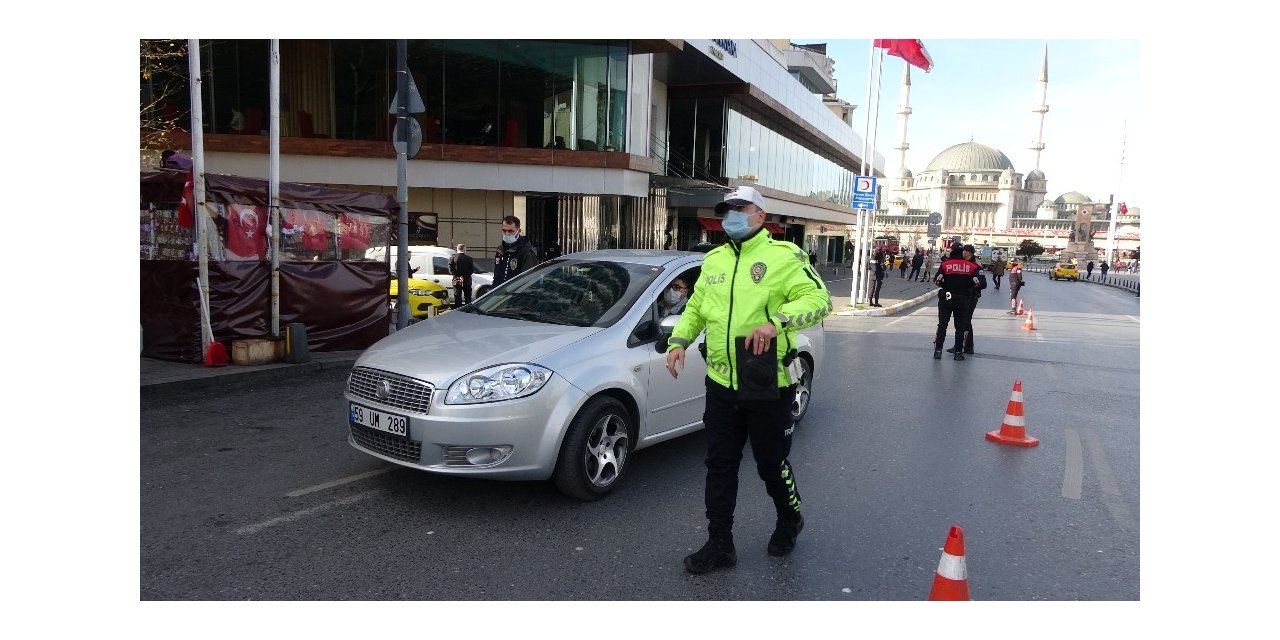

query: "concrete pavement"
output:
139 263 939 393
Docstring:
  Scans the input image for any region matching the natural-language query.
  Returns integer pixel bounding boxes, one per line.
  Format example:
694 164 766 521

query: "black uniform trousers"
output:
962 294 979 351
869 276 884 304
702 377 800 538
453 275 472 308
935 295 973 351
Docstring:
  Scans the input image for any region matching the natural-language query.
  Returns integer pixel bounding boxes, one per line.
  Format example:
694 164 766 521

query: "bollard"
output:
284 322 311 364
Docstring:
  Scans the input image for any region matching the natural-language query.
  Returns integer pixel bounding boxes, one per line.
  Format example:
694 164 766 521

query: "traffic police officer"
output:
666 186 832 574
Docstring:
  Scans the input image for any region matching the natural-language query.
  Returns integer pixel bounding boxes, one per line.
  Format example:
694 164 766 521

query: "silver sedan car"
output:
345 249 825 500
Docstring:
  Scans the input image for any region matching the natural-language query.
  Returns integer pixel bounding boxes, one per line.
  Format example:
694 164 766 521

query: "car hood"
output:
355 311 600 386
391 277 445 292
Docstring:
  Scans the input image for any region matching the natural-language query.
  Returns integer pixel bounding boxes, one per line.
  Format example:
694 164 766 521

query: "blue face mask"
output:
502 233 518 244
722 211 752 240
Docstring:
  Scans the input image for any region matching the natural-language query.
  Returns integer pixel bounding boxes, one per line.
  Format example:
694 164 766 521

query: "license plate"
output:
349 402 409 438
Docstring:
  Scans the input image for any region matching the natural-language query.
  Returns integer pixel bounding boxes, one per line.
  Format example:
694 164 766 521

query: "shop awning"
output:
696 217 723 231
697 217 785 235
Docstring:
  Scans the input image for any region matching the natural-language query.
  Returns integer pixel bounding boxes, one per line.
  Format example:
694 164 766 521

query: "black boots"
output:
933 348 942 359
767 513 805 556
684 533 737 574
953 350 965 361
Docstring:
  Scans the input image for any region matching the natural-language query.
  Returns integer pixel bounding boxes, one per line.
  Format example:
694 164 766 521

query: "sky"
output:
821 39 1139 208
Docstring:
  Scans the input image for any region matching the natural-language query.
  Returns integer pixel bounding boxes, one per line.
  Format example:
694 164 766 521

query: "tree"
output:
1017 239 1045 262
140 40 190 157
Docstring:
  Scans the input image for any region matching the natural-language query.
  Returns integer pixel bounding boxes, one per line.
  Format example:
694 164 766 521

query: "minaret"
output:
1029 42 1049 171
894 64 912 176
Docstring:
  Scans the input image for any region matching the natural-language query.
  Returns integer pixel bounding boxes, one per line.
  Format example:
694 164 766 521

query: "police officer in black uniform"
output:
948 244 986 355
933 246 982 360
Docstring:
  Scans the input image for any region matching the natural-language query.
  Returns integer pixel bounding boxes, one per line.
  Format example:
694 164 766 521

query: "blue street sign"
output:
852 176 877 209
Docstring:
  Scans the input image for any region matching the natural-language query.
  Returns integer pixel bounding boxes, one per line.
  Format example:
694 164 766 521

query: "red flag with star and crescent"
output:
225 204 267 259
176 168 195 229
873 39 934 73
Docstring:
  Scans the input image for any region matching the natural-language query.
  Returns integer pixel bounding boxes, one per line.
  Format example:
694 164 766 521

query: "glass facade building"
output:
146 39 630 151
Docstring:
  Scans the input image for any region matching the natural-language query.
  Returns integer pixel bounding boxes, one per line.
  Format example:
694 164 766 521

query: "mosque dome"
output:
1054 191 1092 205
924 142 1015 173
1026 169 1046 180
898 167 913 179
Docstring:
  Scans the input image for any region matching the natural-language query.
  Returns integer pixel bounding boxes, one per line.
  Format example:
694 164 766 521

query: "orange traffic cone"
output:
986 379 1039 447
1022 309 1037 331
204 340 229 367
929 525 971 600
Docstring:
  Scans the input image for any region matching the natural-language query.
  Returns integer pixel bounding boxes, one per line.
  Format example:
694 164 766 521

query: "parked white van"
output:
366 245 494 306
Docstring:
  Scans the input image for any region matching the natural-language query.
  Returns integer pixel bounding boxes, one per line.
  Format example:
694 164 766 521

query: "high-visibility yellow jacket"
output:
669 229 831 389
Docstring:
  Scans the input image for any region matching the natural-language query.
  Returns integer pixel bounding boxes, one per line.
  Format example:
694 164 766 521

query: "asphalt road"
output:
140 274 1139 603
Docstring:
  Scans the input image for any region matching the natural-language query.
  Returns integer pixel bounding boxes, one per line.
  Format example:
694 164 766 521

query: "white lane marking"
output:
1081 430 1138 531
885 316 909 328
1126 315 1140 324
235 489 382 535
1062 427 1083 500
286 467 395 497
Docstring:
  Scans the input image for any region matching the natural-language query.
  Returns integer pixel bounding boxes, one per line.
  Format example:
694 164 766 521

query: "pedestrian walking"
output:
933 246 982 361
1099 260 1109 281
920 250 934 282
492 215 539 286
908 249 924 281
869 250 886 307
1085 260 1095 280
665 185 831 575
448 243 475 308
1008 260 1024 314
989 254 1006 290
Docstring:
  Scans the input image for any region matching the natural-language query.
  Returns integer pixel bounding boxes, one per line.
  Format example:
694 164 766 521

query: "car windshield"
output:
462 259 661 327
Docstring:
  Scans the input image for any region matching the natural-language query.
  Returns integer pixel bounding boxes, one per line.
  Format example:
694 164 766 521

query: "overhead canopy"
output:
140 168 398 218
695 217 784 235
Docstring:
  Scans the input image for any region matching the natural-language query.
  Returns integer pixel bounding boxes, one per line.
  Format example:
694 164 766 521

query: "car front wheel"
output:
790 356 814 425
552 396 633 501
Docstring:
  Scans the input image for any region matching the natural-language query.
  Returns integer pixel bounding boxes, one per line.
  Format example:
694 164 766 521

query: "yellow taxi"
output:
389 276 449 318
1051 262 1079 281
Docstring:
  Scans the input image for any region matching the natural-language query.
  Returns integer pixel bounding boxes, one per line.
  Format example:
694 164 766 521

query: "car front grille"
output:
350 423 421 463
348 367 434 414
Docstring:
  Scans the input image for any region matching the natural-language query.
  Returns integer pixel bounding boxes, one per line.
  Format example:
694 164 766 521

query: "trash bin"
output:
284 322 311 364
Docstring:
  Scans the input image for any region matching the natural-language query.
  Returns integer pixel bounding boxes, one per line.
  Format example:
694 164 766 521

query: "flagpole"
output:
188 39 211 357
854 40 877 305
269 39 282 337
866 48 886 281
1105 120 1125 266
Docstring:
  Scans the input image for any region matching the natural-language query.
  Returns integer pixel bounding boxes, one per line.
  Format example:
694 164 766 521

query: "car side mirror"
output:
654 314 681 353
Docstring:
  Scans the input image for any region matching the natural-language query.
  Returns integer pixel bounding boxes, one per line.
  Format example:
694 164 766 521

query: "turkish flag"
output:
176 169 195 228
874 39 934 73
284 209 332 251
1118 202 1128 215
339 212 374 250
225 204 267 260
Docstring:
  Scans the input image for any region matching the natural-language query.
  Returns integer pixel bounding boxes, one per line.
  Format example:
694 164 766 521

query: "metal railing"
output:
1022 263 1140 297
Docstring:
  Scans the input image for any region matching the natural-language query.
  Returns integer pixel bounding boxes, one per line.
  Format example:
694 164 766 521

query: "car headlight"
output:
446 364 552 404
408 287 433 296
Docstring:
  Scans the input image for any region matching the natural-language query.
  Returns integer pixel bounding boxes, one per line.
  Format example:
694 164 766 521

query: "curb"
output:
836 289 937 317
140 356 360 396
